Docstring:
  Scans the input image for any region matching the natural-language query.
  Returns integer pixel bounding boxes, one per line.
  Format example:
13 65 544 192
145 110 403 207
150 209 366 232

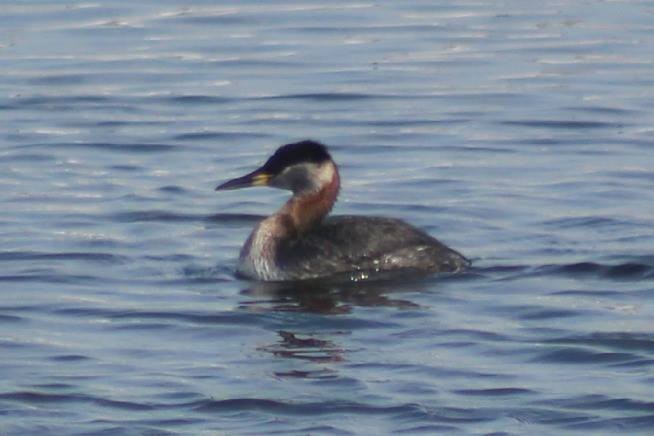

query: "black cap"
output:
260 140 332 175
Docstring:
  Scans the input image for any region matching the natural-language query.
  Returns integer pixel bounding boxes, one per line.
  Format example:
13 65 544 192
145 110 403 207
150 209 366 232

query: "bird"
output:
215 140 469 281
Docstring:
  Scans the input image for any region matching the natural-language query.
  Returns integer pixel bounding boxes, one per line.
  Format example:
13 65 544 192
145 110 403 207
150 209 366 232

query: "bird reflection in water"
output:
239 278 426 375
239 277 422 314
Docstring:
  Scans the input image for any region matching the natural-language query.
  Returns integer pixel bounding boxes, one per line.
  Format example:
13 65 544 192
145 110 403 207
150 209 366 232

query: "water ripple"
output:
544 332 654 353
110 210 207 223
533 348 638 365
0 251 128 264
544 262 654 280
501 119 626 129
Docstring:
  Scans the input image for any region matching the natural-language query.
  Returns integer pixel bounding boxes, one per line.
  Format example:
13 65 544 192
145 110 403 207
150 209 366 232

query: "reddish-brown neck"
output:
279 163 340 235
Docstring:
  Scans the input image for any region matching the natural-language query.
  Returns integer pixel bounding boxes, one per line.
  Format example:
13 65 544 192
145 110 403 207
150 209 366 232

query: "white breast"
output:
236 218 285 281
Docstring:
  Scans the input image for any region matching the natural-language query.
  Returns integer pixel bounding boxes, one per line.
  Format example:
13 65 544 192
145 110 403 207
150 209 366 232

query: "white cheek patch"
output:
314 162 335 186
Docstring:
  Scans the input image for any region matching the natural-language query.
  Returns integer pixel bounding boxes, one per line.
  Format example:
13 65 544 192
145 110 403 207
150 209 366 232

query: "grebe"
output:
216 140 469 281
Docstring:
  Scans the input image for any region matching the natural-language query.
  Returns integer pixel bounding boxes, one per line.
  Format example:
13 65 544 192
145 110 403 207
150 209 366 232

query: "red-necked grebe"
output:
216 140 469 281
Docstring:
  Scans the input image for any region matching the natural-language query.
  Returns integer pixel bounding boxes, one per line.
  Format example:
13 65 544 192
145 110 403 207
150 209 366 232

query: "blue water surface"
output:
1 1 654 434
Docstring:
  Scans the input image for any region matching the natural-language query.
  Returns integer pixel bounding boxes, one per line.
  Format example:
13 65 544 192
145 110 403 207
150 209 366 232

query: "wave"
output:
478 260 654 281
16 142 180 153
110 210 206 223
544 261 654 280
0 251 128 264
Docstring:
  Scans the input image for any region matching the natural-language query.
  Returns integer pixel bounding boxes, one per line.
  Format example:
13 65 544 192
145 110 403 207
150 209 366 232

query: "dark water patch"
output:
0 314 23 323
173 131 269 141
7 97 143 115
542 216 628 229
534 394 654 430
563 414 654 432
390 381 439 396
548 289 623 297
157 185 187 194
363 118 472 127
535 262 654 280
15 95 112 105
153 391 204 402
110 322 175 331
27 74 92 86
192 398 367 415
606 262 654 278
533 347 638 364
336 142 410 152
519 138 562 146
96 120 145 127
144 254 197 262
0 273 100 284
518 308 580 320
109 164 143 172
49 354 91 362
28 383 76 390
87 142 180 153
435 329 511 343
494 305 581 321
565 105 639 115
505 408 591 426
454 388 535 397
0 391 171 412
111 210 206 223
0 152 55 163
0 304 44 313
543 332 654 353
93 398 159 412
554 395 654 413
257 92 379 102
0 391 85 404
162 95 234 105
500 119 624 129
274 368 338 379
17 142 179 153
445 144 517 154
436 341 476 348
0 251 128 264
397 177 462 189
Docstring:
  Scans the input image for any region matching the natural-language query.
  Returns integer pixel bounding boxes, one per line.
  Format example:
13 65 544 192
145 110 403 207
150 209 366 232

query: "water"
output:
2 1 654 434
